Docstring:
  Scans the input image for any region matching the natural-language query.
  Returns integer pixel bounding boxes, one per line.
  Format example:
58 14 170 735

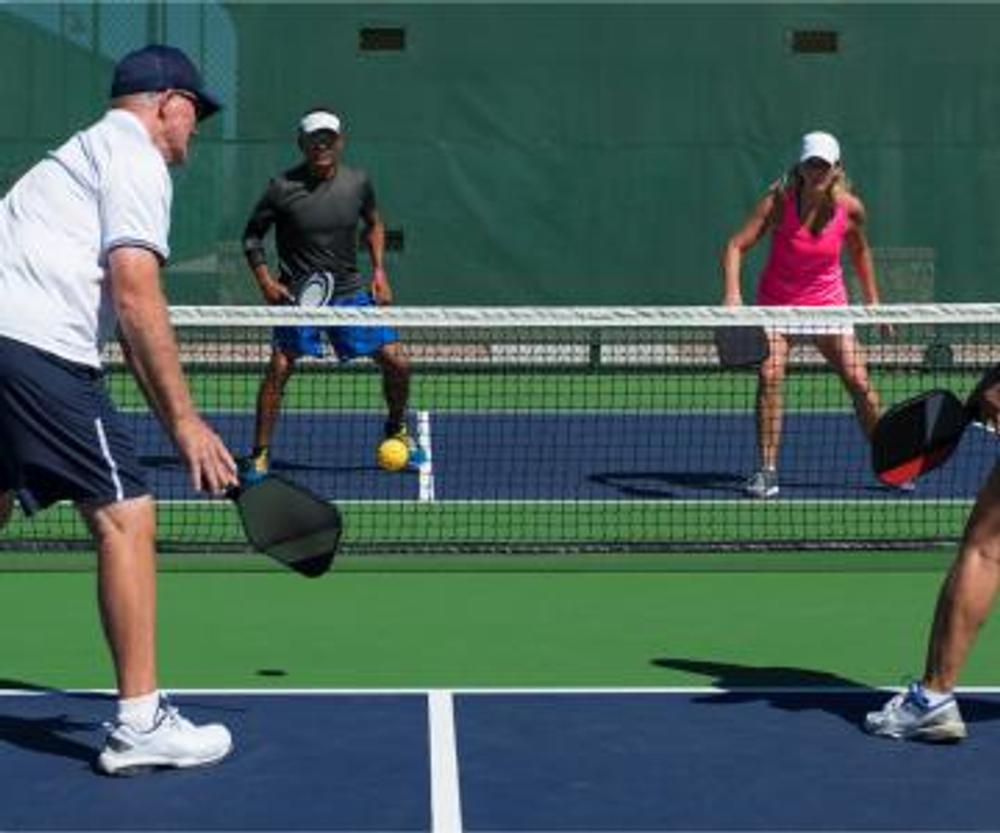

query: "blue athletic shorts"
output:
0 337 149 515
272 290 400 361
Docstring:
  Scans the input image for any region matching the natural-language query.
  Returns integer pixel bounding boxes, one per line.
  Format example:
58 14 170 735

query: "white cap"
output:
799 131 840 165
299 111 342 135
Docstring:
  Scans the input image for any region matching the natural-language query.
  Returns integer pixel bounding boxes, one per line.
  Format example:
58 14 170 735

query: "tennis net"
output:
3 303 999 554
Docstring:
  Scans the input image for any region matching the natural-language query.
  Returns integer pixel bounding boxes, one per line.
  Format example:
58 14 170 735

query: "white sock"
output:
918 683 953 707
118 690 161 731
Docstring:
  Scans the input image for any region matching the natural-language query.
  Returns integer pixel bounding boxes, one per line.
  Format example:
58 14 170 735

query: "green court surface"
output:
118 368 985 414
3 362 993 691
3 551 999 692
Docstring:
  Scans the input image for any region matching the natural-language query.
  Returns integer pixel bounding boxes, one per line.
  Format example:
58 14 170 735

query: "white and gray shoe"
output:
744 468 779 499
864 682 967 742
97 697 233 775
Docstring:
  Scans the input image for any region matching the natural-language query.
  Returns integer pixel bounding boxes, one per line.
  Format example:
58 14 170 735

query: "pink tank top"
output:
756 188 849 306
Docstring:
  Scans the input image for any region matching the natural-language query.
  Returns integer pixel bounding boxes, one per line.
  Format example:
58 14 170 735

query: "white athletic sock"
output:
117 690 161 731
917 682 953 707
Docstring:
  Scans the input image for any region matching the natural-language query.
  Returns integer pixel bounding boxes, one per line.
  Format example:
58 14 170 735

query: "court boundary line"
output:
4 686 1000 695
428 689 462 833
418 410 436 503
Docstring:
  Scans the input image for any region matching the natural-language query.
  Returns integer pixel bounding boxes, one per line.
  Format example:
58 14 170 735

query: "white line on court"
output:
6 686 1000 696
428 689 463 833
418 409 436 502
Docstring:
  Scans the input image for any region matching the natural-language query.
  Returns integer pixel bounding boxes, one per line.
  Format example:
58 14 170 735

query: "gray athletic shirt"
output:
242 162 376 298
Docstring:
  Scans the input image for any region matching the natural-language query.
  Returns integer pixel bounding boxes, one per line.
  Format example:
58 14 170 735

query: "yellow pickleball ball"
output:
377 437 410 472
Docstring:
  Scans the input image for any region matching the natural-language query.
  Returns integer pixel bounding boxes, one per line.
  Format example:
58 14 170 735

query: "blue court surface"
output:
2 688 1000 831
131 411 998 501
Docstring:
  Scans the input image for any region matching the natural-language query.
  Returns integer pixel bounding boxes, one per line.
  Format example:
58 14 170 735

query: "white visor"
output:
299 111 342 135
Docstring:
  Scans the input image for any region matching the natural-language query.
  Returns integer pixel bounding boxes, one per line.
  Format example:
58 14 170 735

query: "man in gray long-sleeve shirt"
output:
241 108 425 478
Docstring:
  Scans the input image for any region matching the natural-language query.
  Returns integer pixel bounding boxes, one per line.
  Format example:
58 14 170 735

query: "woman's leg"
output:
755 331 792 471
815 331 880 437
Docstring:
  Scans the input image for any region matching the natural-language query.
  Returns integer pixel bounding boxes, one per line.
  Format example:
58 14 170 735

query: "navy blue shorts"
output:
0 337 149 515
273 290 400 361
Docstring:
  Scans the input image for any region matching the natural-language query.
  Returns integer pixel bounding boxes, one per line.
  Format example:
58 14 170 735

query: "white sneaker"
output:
97 697 233 775
864 682 967 742
744 469 779 499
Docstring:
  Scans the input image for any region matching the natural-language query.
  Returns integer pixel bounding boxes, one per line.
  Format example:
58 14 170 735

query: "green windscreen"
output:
1 3 998 305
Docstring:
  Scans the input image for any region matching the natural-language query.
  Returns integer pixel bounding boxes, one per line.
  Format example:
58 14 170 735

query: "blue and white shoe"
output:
386 426 428 469
407 444 428 467
864 682 966 742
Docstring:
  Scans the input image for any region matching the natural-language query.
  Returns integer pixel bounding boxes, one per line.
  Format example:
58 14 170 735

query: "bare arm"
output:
363 207 392 305
243 184 291 304
721 190 778 305
109 247 236 492
844 195 880 305
117 333 164 432
978 382 1000 431
250 262 291 305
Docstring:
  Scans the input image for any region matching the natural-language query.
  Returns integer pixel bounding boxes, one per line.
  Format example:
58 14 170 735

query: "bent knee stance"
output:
269 352 297 384
842 369 873 397
758 362 786 389
377 345 411 379
79 495 157 549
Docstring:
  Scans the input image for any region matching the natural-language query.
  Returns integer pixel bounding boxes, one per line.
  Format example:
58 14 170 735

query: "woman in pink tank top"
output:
721 131 896 499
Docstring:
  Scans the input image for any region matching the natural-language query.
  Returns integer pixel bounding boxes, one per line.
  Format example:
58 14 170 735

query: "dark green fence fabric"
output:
2 3 999 304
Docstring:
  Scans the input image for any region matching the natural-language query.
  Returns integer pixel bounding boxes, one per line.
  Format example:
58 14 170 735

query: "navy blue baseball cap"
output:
110 45 222 121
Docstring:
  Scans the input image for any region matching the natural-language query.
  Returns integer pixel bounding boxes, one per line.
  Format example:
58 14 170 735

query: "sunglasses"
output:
165 89 204 119
802 157 834 172
302 130 339 148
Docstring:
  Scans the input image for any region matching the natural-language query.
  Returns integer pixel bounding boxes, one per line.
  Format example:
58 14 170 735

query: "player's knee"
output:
379 345 409 377
845 375 873 400
392 352 411 378
269 352 297 383
79 495 156 546
958 533 1000 569
758 363 785 388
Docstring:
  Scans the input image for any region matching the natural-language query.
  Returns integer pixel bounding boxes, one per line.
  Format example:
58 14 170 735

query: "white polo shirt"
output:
0 109 171 368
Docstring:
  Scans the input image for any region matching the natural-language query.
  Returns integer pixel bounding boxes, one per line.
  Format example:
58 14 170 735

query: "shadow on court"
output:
0 680 106 767
0 678 109 700
589 470 745 497
651 657 868 688
0 711 97 765
0 681 251 773
651 657 1000 729
589 469 907 498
